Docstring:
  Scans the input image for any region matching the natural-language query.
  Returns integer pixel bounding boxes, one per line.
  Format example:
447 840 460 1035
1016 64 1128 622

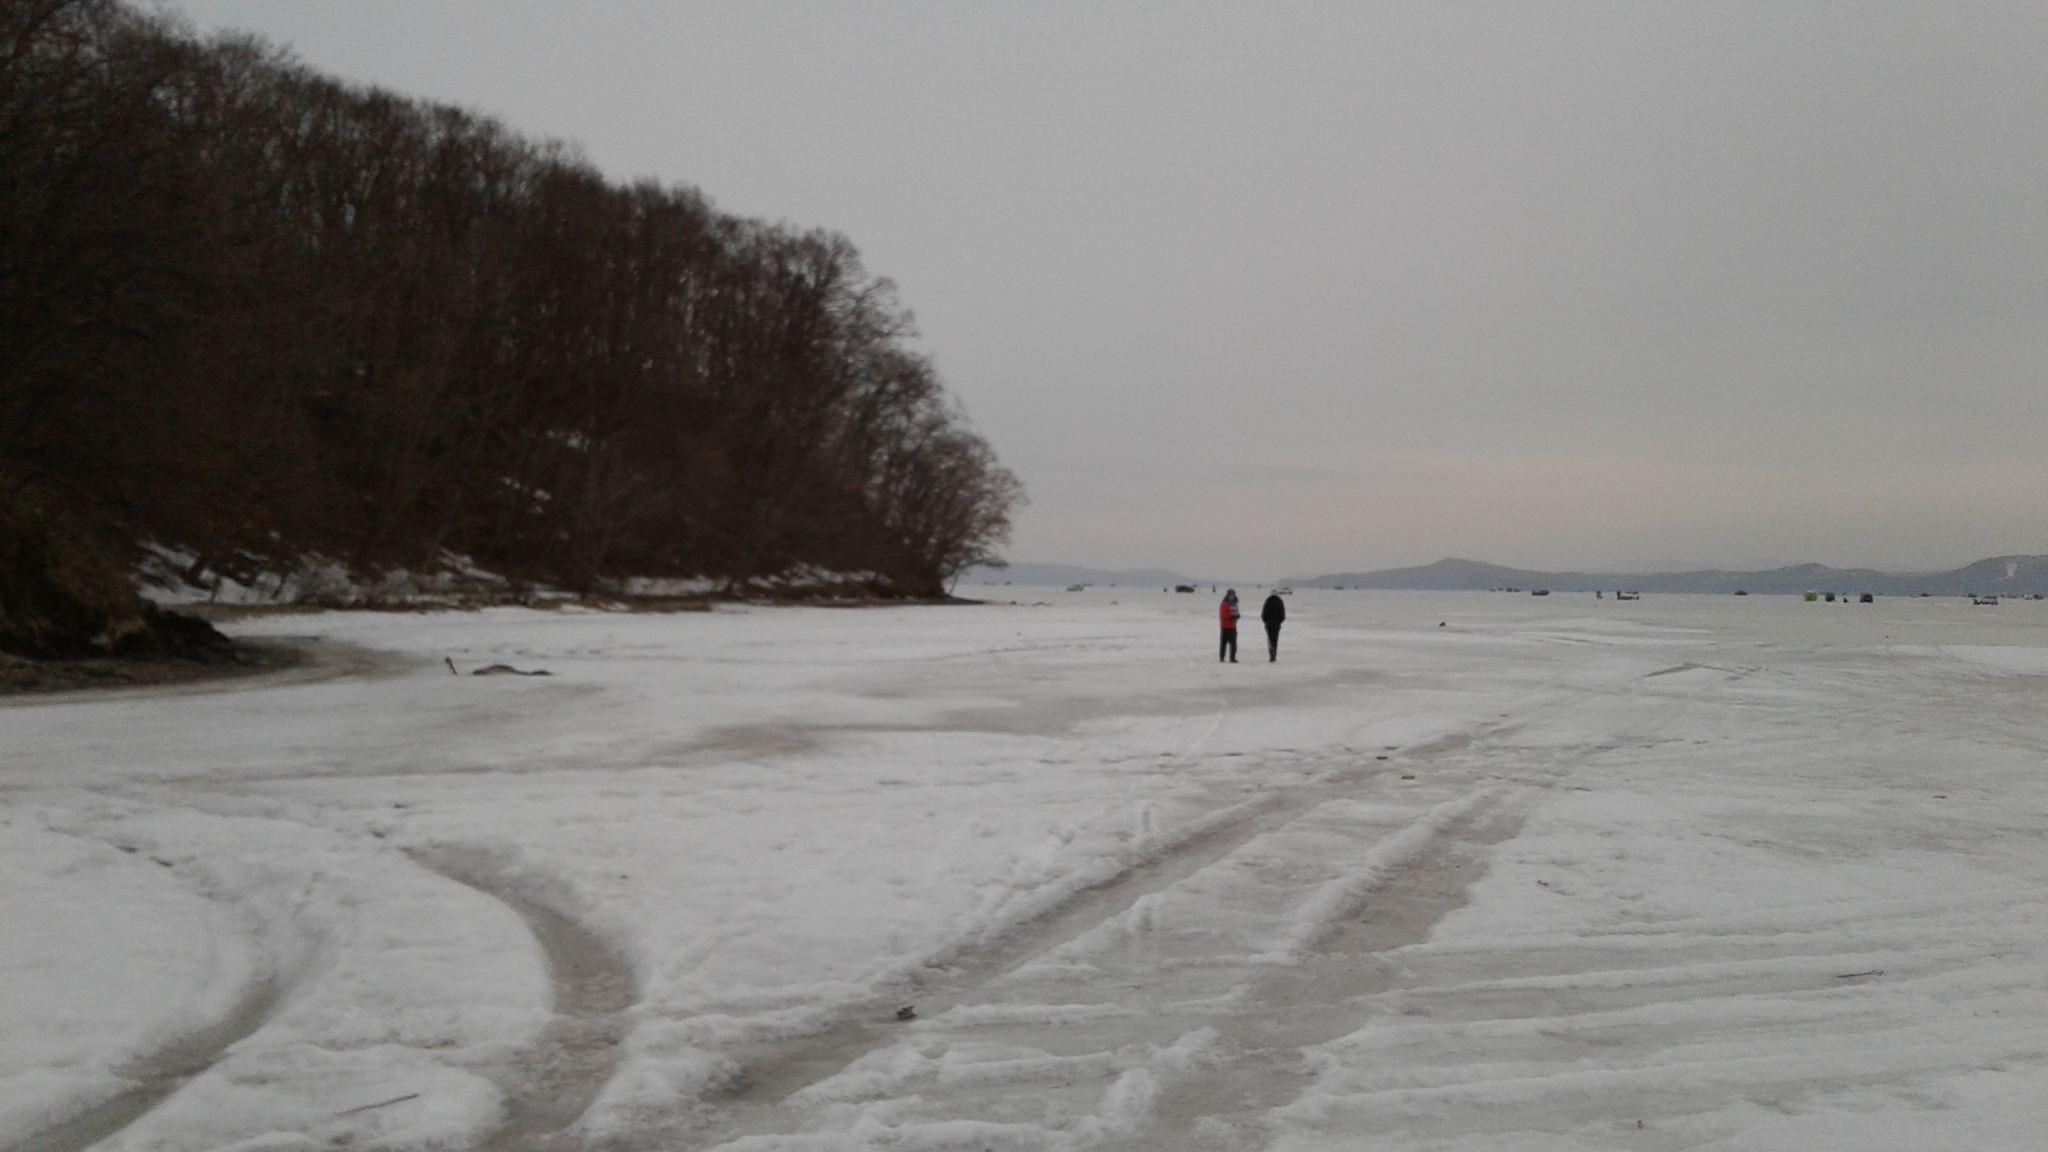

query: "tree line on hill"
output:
1 0 1021 653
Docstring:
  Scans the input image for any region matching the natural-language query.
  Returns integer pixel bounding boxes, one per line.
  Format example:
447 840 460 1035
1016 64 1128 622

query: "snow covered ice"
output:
4 590 2047 1150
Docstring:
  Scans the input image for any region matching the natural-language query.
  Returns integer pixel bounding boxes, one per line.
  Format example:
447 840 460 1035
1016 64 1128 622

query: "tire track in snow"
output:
681 782 1531 1150
676 659 1733 1148
408 846 637 1151
1122 791 1526 1150
683 787 1524 1152
672 668 1639 1135
9 973 291 1152
1242 652 2007 1148
702 784 1324 1109
6 821 329 1152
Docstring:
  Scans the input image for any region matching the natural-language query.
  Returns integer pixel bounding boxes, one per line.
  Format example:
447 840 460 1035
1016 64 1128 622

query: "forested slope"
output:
1 0 1020 650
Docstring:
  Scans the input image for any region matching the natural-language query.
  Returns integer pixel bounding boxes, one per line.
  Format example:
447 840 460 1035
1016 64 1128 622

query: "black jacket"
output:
1261 594 1286 626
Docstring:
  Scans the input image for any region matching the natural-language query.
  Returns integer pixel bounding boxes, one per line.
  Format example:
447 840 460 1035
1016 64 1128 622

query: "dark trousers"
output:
1219 627 1237 662
1265 622 1281 660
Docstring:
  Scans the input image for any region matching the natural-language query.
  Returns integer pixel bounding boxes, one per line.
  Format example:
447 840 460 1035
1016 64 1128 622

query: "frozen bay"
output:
4 590 2046 1150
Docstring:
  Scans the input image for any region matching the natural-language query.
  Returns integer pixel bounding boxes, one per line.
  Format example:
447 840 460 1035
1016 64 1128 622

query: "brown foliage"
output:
0 0 1022 608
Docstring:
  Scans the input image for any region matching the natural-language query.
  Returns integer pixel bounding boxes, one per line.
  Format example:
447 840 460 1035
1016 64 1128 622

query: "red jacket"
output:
1219 599 1240 628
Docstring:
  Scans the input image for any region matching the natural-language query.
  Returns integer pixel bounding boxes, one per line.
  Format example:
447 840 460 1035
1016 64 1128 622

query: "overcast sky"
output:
163 1 2048 579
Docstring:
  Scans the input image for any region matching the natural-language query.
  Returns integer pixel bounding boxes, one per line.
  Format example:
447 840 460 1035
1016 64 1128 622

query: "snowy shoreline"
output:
5 591 2046 1149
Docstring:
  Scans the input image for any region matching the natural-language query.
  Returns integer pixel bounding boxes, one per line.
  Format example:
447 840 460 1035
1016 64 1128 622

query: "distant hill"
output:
955 563 1208 587
1284 556 2048 597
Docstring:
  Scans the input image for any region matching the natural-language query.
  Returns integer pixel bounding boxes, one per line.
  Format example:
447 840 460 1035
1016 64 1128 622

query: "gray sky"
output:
163 1 2048 580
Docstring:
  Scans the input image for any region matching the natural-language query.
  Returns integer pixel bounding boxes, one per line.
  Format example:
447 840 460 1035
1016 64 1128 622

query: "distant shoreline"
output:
966 555 2048 600
0 640 300 697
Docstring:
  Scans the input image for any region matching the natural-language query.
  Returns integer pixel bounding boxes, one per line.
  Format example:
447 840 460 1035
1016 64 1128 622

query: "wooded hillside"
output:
0 0 1022 626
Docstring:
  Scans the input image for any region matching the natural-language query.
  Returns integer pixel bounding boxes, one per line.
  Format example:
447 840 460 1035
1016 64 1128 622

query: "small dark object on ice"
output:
444 656 458 675
1401 774 1416 780
895 1005 917 1021
472 664 551 676
1439 622 1446 627
1834 969 1884 980
335 1091 421 1116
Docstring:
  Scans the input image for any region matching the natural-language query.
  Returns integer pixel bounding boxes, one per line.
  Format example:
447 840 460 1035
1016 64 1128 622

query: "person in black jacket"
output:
1260 591 1286 662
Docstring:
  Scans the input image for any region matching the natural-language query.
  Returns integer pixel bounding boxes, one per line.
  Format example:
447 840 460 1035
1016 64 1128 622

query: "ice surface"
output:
3 589 2046 1149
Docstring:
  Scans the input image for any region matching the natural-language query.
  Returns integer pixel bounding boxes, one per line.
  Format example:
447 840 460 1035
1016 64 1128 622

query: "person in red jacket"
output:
1218 589 1240 663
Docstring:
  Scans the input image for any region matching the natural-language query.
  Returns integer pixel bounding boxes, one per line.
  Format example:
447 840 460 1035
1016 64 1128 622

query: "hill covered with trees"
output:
2 0 1021 654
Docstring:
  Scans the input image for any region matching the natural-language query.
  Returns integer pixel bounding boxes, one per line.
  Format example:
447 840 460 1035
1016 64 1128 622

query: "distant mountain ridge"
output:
1284 556 2048 597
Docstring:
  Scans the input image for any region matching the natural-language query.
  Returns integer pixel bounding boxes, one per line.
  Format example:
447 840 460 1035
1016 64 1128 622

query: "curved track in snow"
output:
9 973 290 1152
20 597 2039 1149
409 845 639 1151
